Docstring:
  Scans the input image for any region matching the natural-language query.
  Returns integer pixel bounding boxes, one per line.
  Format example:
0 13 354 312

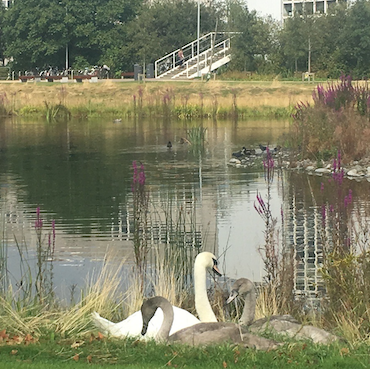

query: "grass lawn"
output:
0 334 369 369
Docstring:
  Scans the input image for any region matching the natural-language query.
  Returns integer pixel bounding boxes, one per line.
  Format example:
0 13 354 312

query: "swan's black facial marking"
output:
141 322 148 336
212 258 222 276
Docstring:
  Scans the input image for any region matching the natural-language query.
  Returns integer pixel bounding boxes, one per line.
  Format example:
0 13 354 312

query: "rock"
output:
347 168 364 177
229 158 241 164
315 168 332 174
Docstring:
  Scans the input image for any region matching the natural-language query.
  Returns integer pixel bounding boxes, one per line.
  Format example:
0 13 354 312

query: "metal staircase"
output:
155 32 232 80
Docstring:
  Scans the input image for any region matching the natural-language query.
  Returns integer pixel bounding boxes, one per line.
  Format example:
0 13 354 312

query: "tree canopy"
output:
2 0 370 79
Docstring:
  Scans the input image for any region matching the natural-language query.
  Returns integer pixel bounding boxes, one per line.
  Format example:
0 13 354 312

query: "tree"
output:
126 0 219 66
4 0 66 70
3 0 140 72
336 0 370 78
0 5 5 64
226 1 272 72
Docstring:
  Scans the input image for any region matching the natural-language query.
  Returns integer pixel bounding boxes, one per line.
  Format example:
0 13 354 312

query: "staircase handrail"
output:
155 32 231 78
181 39 231 79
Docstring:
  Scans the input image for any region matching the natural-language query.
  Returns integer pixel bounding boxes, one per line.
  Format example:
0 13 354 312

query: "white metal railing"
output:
180 39 230 79
155 32 231 79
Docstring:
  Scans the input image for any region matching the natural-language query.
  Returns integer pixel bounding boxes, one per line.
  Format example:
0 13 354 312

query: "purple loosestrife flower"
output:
321 182 324 192
52 220 56 241
132 161 138 184
321 204 326 225
254 192 268 217
348 189 353 204
131 161 138 192
35 207 43 230
138 163 146 186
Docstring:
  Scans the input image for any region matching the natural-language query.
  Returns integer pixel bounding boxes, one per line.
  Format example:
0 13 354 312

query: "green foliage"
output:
3 0 140 72
226 2 273 72
0 6 5 63
187 125 207 146
289 78 370 161
336 0 370 78
126 0 218 64
44 102 71 123
1 0 370 78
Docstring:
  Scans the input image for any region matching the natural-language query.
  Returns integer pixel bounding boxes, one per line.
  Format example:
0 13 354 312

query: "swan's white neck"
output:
194 262 217 322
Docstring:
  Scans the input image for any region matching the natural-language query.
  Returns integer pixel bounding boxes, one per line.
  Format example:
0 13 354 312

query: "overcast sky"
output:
246 0 281 21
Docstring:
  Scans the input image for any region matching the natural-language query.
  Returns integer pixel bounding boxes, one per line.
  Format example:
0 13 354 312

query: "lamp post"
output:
60 2 68 72
65 5 68 72
197 0 200 77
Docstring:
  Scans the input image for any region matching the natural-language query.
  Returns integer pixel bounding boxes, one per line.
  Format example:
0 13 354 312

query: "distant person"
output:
102 64 110 79
178 49 184 68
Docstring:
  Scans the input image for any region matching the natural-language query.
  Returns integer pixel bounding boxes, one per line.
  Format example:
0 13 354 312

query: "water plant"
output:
315 151 370 340
34 207 56 305
0 92 8 116
131 161 149 292
254 148 295 316
186 125 207 147
290 75 370 162
44 102 71 123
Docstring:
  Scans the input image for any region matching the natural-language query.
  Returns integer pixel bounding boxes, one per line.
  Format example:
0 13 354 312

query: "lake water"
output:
1 117 366 302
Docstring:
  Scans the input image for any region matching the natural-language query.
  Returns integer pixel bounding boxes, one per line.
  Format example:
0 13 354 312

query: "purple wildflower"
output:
321 204 326 224
348 189 353 204
35 207 43 230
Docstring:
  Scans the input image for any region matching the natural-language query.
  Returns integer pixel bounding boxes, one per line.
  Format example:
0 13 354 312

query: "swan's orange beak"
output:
212 258 222 276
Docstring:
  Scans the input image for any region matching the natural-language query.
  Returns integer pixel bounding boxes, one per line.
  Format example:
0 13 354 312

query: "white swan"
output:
141 296 279 350
227 278 339 344
91 251 221 339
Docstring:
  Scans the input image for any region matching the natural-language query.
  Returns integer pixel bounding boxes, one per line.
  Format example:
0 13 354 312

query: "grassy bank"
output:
0 80 315 119
0 334 369 369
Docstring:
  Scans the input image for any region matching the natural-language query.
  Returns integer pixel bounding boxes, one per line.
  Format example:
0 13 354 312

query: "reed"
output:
44 102 71 123
186 125 207 147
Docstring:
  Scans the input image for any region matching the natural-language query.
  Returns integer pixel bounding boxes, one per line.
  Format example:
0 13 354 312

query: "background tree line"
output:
0 0 369 78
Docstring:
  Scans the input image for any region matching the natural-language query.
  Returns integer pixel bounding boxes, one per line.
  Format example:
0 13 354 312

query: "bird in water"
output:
167 141 172 149
232 147 247 158
259 144 267 152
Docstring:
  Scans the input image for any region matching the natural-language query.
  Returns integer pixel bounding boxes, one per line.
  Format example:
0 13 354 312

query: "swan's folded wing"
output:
170 307 200 335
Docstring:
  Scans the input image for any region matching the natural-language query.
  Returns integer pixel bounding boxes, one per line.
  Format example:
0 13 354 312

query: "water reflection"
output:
1 116 332 300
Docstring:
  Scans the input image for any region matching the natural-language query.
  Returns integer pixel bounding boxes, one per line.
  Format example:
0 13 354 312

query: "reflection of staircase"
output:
155 32 232 80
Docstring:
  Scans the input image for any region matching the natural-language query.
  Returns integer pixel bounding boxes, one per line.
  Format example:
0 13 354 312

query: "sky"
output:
246 0 281 21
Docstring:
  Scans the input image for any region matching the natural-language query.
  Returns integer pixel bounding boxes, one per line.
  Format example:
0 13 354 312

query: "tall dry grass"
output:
0 80 314 118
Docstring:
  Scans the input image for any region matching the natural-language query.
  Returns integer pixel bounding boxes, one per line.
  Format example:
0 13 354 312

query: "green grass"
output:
0 335 369 369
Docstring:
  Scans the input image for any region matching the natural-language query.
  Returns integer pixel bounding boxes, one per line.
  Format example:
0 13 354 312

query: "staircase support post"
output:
197 0 200 77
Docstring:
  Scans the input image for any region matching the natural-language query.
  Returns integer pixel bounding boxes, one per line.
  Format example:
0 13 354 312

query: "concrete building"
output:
2 0 11 7
283 0 347 19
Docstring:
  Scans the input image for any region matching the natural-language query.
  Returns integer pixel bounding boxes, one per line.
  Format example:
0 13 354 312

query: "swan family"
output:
140 296 279 351
91 253 337 347
91 252 221 339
